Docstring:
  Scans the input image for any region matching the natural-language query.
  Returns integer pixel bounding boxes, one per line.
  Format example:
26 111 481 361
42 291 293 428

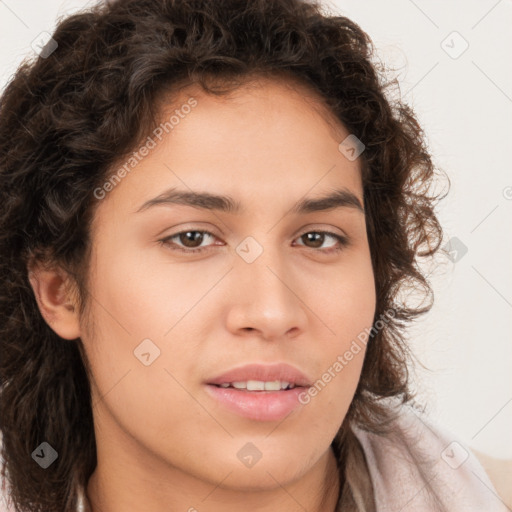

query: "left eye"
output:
159 229 349 254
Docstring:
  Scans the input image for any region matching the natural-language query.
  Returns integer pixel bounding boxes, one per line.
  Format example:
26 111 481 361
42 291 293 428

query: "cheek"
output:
299 251 375 418
308 249 376 343
81 282 211 460
89 235 225 341
81 241 227 435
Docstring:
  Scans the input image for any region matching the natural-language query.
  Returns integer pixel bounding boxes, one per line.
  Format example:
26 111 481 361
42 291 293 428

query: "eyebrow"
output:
135 187 364 215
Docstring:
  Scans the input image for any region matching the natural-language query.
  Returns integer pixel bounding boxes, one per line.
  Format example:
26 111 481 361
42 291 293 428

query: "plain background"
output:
0 0 510 459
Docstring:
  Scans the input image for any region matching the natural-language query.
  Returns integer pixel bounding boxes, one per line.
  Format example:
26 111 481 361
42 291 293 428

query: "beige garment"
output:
349 399 510 511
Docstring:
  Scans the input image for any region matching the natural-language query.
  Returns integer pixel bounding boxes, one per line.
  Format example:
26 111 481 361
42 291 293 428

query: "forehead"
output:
158 74 348 147
92 75 363 221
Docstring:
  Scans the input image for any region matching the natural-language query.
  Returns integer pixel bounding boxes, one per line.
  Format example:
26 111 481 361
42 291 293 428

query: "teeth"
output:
247 380 265 391
264 380 281 391
218 380 295 391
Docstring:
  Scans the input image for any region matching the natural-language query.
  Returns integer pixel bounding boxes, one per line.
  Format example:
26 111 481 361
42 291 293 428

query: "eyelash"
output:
158 229 349 255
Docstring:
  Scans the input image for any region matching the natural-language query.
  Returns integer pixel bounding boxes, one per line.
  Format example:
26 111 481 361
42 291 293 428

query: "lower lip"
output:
205 384 308 421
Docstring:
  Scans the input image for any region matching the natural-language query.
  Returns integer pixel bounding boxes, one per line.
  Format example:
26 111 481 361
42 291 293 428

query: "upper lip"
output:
206 363 312 387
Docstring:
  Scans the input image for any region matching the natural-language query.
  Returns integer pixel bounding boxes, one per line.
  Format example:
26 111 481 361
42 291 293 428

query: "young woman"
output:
0 1 509 511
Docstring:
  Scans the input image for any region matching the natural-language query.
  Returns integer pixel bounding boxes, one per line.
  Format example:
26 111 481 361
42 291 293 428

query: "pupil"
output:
305 232 323 248
181 231 203 247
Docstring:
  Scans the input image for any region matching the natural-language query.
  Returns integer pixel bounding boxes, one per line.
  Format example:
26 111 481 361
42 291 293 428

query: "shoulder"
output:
0 435 14 512
351 397 511 512
0 472 13 512
472 449 512 510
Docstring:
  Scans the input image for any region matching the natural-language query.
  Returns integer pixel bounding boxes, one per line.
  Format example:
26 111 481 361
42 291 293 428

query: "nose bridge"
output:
236 233 290 298
246 253 289 302
226 233 307 338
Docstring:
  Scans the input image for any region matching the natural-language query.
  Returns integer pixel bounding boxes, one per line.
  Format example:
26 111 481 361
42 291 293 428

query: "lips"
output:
204 363 312 421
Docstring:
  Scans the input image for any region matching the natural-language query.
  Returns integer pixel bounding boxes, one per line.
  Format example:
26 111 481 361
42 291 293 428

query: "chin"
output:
215 462 308 492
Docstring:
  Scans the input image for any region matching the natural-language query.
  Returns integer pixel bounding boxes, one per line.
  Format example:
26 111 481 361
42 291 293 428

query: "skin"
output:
28 77 376 512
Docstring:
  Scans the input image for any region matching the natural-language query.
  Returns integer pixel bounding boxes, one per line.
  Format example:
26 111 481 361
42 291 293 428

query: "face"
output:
81 77 376 492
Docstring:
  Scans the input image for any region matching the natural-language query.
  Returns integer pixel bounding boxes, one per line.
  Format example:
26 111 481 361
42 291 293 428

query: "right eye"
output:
159 230 221 254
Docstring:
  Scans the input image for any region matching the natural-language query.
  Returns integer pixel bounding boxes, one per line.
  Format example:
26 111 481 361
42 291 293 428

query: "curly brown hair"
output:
0 0 447 511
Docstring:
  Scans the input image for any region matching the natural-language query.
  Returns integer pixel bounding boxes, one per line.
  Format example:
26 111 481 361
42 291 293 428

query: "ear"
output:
27 262 81 340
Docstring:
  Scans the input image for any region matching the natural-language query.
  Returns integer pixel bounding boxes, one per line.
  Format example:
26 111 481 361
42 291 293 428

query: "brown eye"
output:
301 232 325 248
177 231 207 248
159 229 349 255
295 231 349 253
160 230 218 253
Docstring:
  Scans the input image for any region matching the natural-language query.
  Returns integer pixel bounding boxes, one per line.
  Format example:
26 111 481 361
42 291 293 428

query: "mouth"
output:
204 363 312 421
211 380 301 391
206 362 312 388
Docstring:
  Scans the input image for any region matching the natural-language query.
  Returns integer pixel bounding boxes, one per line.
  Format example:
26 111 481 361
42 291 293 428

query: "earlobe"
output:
27 263 81 340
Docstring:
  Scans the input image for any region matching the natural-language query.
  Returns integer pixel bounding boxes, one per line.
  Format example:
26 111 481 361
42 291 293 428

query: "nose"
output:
224 244 308 341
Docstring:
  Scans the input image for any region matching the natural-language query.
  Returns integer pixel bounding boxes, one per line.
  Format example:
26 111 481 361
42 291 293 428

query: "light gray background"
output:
0 0 510 458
